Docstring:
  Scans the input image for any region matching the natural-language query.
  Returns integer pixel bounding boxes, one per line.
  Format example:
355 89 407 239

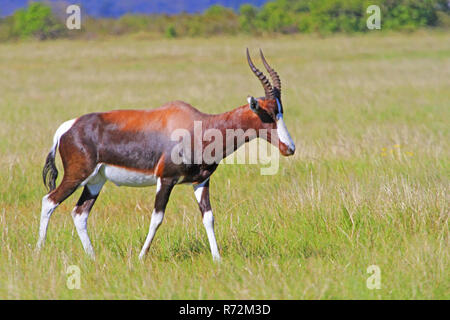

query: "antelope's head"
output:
246 49 295 156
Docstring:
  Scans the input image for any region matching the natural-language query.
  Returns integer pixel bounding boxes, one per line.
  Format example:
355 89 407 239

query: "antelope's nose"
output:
286 146 295 156
280 143 295 156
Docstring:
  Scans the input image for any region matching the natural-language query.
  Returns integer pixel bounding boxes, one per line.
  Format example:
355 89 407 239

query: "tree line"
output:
0 0 449 41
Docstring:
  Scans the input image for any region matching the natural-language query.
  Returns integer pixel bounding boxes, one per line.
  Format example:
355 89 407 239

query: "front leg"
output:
193 178 221 262
139 177 176 260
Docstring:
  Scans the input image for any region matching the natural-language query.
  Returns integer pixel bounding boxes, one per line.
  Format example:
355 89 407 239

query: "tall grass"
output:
0 31 448 299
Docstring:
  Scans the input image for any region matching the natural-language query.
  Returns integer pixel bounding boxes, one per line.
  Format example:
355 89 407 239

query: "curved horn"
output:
246 48 273 100
259 49 281 97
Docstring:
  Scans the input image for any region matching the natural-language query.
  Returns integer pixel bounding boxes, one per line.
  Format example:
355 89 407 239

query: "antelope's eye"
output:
258 108 276 123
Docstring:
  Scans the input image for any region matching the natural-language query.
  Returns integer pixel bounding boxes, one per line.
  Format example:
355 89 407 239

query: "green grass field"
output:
0 31 448 299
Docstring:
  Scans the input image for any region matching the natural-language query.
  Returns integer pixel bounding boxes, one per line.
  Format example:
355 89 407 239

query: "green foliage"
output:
0 0 448 42
239 4 259 33
204 4 232 17
201 5 239 36
165 24 177 38
252 0 447 34
306 0 367 33
11 2 64 40
116 14 152 34
256 1 298 33
245 0 448 34
0 16 14 41
382 0 439 30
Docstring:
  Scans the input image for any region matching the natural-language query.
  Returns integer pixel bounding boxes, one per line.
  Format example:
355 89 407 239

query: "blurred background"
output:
0 0 449 41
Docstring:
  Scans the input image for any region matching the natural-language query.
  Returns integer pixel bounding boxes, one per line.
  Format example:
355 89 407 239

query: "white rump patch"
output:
51 119 76 155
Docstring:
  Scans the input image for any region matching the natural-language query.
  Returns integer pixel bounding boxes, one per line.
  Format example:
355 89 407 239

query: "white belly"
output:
102 164 157 187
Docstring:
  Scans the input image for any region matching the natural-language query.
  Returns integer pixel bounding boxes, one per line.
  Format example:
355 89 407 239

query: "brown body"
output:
37 49 295 261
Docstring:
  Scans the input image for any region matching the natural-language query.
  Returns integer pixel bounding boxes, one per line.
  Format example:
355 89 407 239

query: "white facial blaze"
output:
275 99 295 151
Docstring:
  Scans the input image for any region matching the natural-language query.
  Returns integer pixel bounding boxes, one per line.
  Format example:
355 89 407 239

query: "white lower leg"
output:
203 210 220 261
36 195 58 250
139 210 164 260
72 211 95 259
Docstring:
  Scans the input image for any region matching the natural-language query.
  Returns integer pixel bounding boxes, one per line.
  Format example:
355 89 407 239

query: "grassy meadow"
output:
0 31 448 299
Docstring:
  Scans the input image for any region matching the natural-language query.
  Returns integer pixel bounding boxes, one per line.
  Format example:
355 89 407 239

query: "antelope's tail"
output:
42 119 76 192
42 149 58 192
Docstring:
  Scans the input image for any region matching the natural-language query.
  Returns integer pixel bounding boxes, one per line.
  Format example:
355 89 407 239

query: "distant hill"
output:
0 0 270 17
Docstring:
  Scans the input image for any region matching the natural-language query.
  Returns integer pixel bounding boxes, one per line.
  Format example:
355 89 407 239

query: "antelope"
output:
36 49 295 261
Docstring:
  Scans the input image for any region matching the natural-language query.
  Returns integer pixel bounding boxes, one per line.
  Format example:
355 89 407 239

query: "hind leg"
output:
36 178 81 250
71 178 105 259
37 127 100 252
36 195 58 250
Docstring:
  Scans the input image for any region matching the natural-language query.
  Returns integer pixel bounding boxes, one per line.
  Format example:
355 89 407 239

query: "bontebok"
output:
37 49 295 261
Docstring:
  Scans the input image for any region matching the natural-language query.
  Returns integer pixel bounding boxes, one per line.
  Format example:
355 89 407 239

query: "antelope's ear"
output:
247 96 260 113
247 96 273 123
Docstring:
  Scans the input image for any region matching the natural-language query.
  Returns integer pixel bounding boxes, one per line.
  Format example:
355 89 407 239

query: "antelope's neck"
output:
204 104 260 159
205 104 255 131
